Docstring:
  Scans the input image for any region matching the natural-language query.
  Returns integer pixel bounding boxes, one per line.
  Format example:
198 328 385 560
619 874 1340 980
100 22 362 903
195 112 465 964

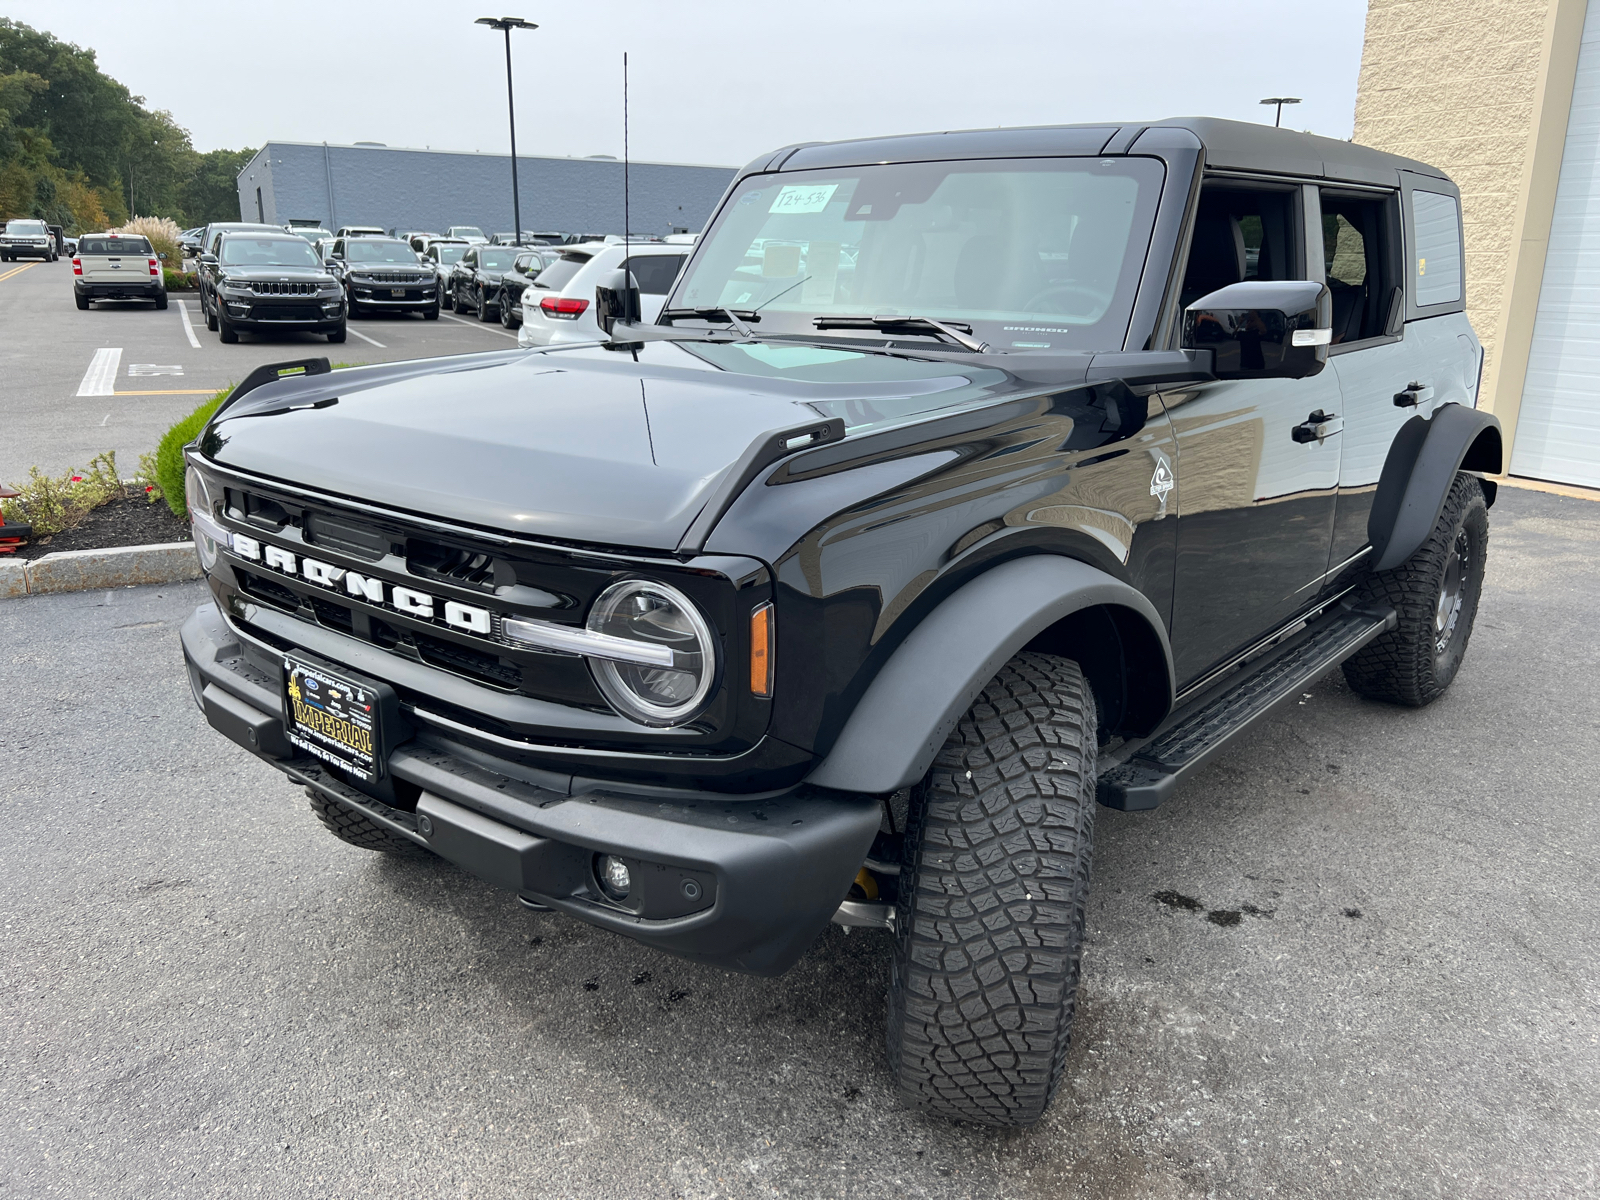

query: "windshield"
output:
221 237 323 267
431 245 467 264
345 240 418 264
449 226 485 239
6 220 47 233
673 157 1164 351
477 249 515 271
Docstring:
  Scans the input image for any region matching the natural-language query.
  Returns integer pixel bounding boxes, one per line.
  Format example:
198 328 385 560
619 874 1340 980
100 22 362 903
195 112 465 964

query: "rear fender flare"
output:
1369 403 1503 572
805 556 1174 795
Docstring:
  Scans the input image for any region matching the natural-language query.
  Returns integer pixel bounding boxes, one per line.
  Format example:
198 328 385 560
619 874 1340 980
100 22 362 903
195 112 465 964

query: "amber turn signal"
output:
750 602 774 696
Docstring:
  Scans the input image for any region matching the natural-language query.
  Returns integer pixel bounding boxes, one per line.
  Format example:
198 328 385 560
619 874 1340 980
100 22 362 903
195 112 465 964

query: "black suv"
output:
445 243 522 321
204 232 346 344
179 118 1500 1128
325 237 439 319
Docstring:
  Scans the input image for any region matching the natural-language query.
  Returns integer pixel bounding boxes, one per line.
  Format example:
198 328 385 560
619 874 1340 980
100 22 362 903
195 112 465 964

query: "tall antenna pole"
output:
623 52 630 292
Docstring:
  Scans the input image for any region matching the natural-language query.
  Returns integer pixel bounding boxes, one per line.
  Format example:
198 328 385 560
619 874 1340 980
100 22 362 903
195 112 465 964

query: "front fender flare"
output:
1369 403 1503 572
805 555 1174 795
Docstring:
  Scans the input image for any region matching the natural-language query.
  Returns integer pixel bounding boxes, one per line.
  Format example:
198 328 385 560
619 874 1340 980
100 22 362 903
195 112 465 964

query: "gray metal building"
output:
235 141 736 238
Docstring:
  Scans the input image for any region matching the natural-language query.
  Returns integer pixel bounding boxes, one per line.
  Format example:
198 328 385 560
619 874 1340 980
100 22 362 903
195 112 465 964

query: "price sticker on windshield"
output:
769 183 838 215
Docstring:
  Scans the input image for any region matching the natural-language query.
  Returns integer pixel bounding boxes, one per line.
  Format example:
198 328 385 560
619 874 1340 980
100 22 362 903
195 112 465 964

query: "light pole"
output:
1259 97 1301 128
476 16 538 245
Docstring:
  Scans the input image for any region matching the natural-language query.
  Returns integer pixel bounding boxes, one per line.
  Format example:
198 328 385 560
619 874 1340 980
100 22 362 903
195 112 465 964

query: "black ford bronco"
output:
180 118 1501 1127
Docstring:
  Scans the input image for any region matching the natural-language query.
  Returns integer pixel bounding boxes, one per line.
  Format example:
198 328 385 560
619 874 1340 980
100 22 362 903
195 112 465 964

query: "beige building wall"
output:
1353 0 1588 467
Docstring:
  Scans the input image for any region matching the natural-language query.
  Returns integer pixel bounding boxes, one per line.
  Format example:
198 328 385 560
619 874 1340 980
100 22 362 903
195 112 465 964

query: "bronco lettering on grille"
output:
232 537 492 635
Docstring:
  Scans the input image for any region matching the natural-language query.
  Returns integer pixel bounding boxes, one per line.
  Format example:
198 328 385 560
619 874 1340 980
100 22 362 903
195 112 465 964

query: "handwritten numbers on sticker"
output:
769 183 839 215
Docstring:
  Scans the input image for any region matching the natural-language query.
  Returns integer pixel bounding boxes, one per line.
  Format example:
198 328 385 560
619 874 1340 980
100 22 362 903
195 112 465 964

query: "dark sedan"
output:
446 245 525 322
326 237 438 319
493 249 559 329
208 233 346 344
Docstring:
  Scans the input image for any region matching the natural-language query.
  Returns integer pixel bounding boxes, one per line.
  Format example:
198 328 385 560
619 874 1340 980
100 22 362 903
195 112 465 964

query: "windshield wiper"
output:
813 315 989 353
659 306 759 336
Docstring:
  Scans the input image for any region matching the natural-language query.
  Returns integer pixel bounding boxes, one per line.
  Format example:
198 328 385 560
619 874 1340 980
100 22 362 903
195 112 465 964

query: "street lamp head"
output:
476 16 538 30
1258 97 1301 106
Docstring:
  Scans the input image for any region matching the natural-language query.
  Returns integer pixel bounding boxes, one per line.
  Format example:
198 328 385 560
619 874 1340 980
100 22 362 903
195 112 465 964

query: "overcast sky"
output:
7 0 1370 164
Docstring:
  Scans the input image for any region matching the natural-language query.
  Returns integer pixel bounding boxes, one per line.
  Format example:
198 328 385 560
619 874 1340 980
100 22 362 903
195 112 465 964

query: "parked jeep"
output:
179 118 1500 1128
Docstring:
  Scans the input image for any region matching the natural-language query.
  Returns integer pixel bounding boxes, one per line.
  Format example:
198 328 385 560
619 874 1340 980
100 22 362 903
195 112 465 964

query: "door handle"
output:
1292 410 1344 444
1393 381 1433 407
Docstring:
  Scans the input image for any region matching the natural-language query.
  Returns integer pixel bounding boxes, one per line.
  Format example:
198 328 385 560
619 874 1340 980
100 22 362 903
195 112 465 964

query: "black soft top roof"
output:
753 116 1447 189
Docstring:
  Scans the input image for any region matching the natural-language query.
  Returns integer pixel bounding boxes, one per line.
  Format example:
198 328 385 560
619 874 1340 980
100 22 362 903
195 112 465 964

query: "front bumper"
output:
220 297 344 329
2 242 51 258
181 602 880 976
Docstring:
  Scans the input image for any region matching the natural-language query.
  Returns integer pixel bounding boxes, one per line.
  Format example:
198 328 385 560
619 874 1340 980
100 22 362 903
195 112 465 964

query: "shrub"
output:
113 214 183 265
145 389 230 517
162 267 197 290
0 452 123 537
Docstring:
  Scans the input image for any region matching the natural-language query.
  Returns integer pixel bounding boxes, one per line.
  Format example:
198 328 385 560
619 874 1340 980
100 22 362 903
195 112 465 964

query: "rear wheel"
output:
887 652 1097 1128
154 292 168 310
1343 472 1489 706
306 788 432 858
499 288 520 328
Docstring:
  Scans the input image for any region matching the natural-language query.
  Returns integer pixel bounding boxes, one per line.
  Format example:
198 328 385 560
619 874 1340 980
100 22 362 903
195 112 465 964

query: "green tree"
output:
181 147 255 225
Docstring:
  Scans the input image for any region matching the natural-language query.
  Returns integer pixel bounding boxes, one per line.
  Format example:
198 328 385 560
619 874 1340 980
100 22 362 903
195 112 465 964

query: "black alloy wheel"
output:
205 299 218 331
477 285 494 322
499 287 519 328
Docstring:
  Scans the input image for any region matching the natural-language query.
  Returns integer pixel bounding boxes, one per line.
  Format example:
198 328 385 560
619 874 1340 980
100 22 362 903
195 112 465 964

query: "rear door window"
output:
1411 191 1463 307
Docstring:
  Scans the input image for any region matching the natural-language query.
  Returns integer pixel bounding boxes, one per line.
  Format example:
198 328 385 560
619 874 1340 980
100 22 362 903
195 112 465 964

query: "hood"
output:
201 340 1064 551
218 265 334 282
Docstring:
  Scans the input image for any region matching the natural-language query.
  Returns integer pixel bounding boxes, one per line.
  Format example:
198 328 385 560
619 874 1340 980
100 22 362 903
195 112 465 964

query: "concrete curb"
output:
0 542 200 599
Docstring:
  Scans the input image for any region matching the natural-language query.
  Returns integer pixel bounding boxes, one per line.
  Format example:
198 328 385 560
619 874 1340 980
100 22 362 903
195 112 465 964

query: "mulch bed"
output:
8 485 190 561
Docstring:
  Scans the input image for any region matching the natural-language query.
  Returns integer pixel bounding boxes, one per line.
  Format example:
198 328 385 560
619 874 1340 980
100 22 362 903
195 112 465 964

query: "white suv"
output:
1 218 56 262
515 242 688 346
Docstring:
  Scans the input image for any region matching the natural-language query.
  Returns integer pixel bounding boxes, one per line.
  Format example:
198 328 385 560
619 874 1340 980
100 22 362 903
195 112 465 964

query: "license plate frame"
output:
390 287 406 298
282 652 394 781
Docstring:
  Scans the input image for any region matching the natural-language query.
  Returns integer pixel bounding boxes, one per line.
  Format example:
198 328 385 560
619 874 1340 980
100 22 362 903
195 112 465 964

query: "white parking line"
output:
177 300 202 349
76 348 122 397
346 327 386 348
439 312 519 340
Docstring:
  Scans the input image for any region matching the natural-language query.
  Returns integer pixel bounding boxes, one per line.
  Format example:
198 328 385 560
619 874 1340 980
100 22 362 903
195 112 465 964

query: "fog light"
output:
597 854 631 900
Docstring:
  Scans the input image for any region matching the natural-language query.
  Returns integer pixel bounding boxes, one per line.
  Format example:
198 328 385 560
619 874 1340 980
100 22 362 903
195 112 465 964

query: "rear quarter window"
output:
627 254 686 295
1411 191 1463 307
532 255 590 292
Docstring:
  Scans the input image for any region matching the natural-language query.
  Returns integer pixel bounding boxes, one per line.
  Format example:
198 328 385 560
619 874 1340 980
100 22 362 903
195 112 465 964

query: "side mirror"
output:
199 253 218 265
1182 280 1331 380
594 267 642 339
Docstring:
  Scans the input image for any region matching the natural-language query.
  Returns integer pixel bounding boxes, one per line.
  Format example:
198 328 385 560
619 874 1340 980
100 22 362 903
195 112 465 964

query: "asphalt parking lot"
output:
1 484 1595 1199
0 256 519 483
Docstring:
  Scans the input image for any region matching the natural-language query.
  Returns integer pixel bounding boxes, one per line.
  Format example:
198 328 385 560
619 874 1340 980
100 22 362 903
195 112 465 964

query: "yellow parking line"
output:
113 389 219 396
0 261 40 283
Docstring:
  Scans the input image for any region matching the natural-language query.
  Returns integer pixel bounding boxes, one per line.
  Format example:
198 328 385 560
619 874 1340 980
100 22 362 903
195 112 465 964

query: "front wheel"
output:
477 286 495 321
204 300 218 331
1343 471 1489 706
887 652 1096 1128
327 324 347 343
441 285 454 312
218 309 239 344
423 302 439 320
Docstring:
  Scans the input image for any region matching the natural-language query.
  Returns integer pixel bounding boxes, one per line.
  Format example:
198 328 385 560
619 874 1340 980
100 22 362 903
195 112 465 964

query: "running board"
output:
1097 602 1398 811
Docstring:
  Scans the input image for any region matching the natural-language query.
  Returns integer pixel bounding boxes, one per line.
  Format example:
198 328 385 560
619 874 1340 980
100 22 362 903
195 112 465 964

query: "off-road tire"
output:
306 787 432 858
1343 471 1489 706
887 651 1097 1128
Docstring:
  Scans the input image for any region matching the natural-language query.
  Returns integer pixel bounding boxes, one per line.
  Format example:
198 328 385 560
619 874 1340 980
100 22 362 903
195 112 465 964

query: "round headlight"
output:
185 465 220 570
585 580 716 726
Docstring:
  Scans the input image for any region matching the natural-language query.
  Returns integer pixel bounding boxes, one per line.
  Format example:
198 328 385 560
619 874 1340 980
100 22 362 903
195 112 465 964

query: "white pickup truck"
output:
73 233 167 310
